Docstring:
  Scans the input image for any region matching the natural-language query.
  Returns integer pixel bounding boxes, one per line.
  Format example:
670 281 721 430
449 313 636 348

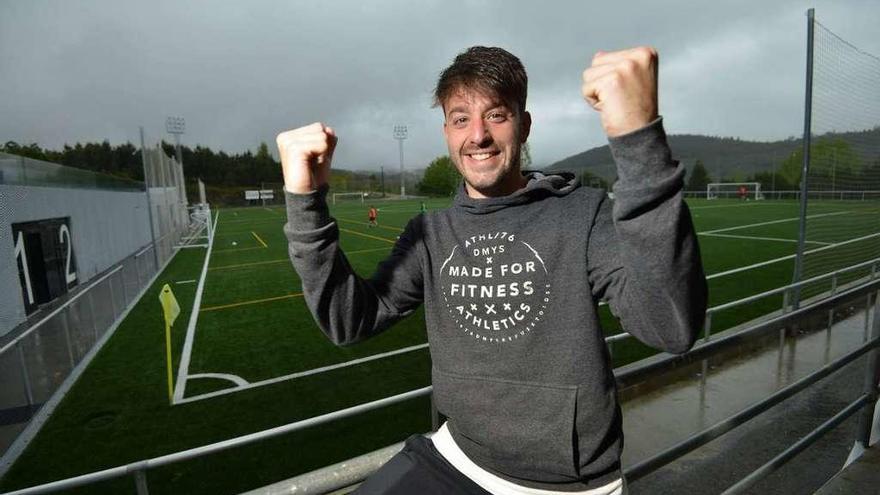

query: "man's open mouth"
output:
466 151 500 161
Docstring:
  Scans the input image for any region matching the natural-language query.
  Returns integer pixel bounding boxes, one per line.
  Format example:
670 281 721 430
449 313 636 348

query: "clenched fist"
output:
581 46 659 137
276 122 338 194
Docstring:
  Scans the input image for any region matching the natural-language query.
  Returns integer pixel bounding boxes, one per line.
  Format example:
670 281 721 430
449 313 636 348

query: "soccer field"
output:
180 195 879 403
2 196 878 494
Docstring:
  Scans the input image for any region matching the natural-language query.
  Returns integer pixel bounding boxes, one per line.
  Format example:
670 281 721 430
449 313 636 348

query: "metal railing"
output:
622 291 879 486
682 189 880 201
605 256 879 357
0 240 176 474
2 260 877 494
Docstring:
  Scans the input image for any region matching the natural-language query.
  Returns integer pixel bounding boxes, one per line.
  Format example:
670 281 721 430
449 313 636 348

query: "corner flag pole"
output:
159 284 181 405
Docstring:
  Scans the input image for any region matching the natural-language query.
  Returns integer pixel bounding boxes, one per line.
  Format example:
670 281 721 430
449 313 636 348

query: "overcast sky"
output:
2 0 879 171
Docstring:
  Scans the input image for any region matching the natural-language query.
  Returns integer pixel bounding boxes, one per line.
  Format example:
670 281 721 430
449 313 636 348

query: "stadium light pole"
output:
165 116 186 168
393 125 407 199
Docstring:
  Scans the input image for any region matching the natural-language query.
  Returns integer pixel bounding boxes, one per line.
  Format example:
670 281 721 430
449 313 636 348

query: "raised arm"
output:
278 123 424 345
582 47 707 353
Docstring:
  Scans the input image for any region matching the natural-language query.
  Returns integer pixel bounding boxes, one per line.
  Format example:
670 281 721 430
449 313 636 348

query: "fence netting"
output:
801 17 880 296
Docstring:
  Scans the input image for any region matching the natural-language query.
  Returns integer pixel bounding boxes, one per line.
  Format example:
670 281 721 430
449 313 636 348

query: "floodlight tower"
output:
393 125 407 199
165 116 186 167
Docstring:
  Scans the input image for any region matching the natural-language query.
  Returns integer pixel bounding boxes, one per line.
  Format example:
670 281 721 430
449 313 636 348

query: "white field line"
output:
219 218 282 225
176 343 430 404
699 232 831 246
689 202 767 211
187 372 249 387
176 279 197 285
706 230 880 280
173 210 220 404
699 210 851 235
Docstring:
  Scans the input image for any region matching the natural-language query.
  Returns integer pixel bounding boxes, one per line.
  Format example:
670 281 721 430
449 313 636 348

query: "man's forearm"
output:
590 118 707 353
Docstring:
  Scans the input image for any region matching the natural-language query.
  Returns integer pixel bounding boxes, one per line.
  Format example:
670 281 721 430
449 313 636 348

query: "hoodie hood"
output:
454 170 580 215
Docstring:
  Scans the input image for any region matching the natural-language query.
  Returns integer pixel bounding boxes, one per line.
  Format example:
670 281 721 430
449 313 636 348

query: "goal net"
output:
332 192 366 205
706 182 764 200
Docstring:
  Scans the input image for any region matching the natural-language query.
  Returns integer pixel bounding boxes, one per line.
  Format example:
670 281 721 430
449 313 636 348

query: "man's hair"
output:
433 46 528 115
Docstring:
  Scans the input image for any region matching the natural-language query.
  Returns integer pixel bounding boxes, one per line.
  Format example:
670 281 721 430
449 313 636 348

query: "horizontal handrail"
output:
0 387 432 495
710 256 879 313
604 256 880 345
615 277 880 388
622 336 879 481
720 395 871 494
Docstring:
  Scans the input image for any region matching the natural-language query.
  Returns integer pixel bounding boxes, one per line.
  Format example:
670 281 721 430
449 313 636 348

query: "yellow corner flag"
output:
159 284 180 327
159 284 180 405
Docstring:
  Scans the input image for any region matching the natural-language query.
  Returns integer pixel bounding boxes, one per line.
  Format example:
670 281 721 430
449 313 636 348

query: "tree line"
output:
2 139 284 186
2 138 464 197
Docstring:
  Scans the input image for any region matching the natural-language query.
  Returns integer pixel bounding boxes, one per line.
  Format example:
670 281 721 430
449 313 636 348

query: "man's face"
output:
442 88 531 198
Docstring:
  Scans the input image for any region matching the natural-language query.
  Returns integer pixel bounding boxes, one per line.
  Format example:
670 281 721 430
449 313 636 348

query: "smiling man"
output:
277 46 707 494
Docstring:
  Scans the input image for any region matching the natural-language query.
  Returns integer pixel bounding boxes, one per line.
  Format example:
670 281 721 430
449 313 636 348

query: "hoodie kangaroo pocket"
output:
433 368 579 480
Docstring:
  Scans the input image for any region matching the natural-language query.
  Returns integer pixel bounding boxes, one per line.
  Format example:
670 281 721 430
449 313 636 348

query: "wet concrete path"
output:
621 308 878 494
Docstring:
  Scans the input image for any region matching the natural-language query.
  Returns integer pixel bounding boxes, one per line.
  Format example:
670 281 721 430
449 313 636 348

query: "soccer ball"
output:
232 241 238 246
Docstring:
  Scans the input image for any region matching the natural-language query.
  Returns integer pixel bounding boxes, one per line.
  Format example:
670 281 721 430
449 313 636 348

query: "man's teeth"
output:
470 153 493 161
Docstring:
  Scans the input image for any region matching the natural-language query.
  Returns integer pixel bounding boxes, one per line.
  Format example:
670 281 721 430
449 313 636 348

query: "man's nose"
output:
469 119 491 145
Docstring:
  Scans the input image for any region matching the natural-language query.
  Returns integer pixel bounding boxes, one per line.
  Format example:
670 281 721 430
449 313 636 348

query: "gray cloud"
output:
2 0 879 172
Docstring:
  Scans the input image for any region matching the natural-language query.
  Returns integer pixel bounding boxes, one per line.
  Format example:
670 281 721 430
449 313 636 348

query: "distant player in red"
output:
738 185 748 201
368 205 378 227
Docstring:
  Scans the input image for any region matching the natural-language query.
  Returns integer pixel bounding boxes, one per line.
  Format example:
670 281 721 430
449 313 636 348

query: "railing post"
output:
120 264 129 307
133 469 150 495
855 290 880 448
825 308 833 364
88 290 100 341
135 253 143 289
109 274 119 319
831 273 838 295
865 292 873 343
62 307 76 369
16 342 34 407
783 289 790 313
704 312 713 341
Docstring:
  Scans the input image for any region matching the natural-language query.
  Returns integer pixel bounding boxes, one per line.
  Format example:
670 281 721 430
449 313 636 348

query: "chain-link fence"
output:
792 14 880 302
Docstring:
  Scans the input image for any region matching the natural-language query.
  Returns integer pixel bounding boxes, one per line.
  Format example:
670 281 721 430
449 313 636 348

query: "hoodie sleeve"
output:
283 185 425 346
586 118 707 354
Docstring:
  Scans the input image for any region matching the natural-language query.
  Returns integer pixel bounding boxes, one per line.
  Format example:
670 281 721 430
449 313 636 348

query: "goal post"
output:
332 192 366 205
706 182 764 200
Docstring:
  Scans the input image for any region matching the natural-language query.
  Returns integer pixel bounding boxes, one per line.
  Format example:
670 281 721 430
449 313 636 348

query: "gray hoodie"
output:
284 118 707 490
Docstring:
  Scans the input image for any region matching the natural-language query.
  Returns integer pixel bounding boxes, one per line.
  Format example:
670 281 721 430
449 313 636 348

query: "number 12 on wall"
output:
12 217 78 315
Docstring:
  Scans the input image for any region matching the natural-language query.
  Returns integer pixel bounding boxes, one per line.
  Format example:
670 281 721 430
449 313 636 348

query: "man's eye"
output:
453 117 468 126
487 112 507 122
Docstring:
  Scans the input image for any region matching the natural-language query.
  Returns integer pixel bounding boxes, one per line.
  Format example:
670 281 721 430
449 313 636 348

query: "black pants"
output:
354 435 491 494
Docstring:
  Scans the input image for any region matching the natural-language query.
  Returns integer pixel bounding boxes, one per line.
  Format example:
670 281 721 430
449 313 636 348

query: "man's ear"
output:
520 111 532 143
